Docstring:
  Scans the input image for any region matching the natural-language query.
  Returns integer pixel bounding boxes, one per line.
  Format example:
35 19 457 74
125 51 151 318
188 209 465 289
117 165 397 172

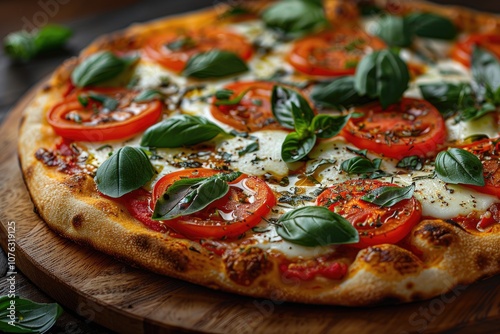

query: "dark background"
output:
0 1 499 333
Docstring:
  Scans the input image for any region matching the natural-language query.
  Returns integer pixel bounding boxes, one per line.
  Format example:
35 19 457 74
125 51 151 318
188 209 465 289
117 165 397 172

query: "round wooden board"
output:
1 84 500 334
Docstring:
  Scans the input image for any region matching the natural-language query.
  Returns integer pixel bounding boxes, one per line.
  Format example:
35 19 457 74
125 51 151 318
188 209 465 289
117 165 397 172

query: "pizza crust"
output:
18 0 500 306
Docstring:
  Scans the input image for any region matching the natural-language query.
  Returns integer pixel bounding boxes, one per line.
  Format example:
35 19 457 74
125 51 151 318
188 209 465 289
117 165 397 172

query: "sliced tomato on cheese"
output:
287 28 385 76
47 88 162 142
150 169 276 240
341 98 446 160
451 33 500 67
143 27 253 72
316 179 422 248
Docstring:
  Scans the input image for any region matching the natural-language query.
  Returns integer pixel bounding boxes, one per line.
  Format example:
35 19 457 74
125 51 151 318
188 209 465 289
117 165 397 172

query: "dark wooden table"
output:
0 1 499 333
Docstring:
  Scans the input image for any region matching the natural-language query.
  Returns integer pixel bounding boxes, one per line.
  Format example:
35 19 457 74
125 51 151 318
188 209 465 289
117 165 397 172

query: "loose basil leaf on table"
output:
183 50 248 78
261 0 327 39
276 206 359 247
355 49 410 109
375 15 412 47
141 115 228 148
361 183 415 207
310 76 375 109
272 85 315 129
434 148 485 186
405 13 457 40
3 25 72 61
95 146 156 198
72 51 136 88
153 172 242 220
0 296 63 334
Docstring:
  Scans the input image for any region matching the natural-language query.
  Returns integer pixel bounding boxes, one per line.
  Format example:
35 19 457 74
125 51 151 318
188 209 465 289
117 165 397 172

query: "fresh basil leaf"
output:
214 88 250 106
134 89 164 102
153 172 241 220
305 159 336 175
166 36 196 51
361 183 415 207
261 0 327 39
405 13 457 40
271 85 315 129
95 146 156 198
355 49 409 109
0 296 63 334
310 114 351 139
458 102 496 122
3 25 72 61
183 50 248 78
281 132 316 163
340 156 377 174
346 147 368 157
215 89 234 100
141 115 226 148
376 15 412 47
419 83 472 118
238 141 259 156
311 76 376 109
78 95 89 107
87 92 119 111
291 103 310 135
397 155 423 170
72 51 133 87
435 148 485 186
472 47 500 98
276 206 359 247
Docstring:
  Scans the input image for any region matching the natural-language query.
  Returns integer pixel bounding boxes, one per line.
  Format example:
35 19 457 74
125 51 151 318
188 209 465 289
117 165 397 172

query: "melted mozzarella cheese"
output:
446 114 500 141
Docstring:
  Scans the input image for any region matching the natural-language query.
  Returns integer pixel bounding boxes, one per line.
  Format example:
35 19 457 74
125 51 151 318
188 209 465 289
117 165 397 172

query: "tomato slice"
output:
316 179 422 248
451 33 500 67
461 138 500 198
210 81 298 132
151 169 276 239
47 88 162 142
143 27 253 72
341 98 446 160
287 28 385 76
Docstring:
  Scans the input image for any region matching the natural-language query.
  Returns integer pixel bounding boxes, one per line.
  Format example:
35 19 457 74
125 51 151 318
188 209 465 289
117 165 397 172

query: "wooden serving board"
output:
1 84 500 334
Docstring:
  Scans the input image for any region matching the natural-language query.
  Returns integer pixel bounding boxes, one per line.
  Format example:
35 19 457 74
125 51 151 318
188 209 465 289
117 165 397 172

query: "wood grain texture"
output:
1 86 500 334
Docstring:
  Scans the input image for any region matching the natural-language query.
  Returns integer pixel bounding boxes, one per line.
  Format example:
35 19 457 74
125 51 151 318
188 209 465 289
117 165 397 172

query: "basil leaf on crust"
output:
95 146 156 198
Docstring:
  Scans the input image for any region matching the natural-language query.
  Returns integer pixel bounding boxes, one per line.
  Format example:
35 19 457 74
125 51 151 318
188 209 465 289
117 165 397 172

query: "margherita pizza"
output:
17 0 500 306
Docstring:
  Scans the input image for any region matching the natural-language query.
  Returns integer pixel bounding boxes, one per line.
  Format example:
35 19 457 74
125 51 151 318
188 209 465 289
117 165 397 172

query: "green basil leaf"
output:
3 31 36 61
33 25 72 54
183 50 248 78
397 155 423 170
276 206 359 247
141 115 226 148
405 13 457 40
340 156 377 174
72 51 133 87
166 36 196 51
346 147 368 157
78 95 89 107
310 76 376 109
291 103 310 135
355 49 409 109
238 141 259 156
310 114 351 139
214 89 234 100
419 83 472 118
472 47 500 97
271 85 315 129
153 172 241 220
0 296 63 334
458 102 496 122
435 148 485 186
134 89 164 102
87 92 119 111
214 88 251 106
261 0 327 39
95 146 156 198
376 15 412 47
281 132 316 163
305 159 336 175
361 183 415 207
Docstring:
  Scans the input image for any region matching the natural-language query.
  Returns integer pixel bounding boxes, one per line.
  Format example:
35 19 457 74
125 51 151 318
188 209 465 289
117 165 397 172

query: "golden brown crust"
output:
18 0 500 306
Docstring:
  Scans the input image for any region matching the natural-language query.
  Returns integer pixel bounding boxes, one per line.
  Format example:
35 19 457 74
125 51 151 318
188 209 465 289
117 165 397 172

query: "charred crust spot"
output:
24 165 35 180
411 292 424 301
132 235 150 252
406 282 414 290
363 246 420 275
158 246 189 272
63 174 92 192
42 84 52 92
224 247 272 286
415 222 455 247
475 253 490 271
71 214 84 229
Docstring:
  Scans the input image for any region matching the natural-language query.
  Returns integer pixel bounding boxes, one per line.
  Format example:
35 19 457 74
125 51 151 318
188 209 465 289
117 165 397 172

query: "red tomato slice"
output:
316 179 421 248
143 27 253 72
341 98 446 160
287 28 385 76
47 88 162 142
151 169 276 239
451 33 500 67
210 81 299 132
461 138 500 198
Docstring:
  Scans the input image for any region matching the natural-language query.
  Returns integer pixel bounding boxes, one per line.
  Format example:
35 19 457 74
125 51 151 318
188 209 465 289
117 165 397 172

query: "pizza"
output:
17 0 500 306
